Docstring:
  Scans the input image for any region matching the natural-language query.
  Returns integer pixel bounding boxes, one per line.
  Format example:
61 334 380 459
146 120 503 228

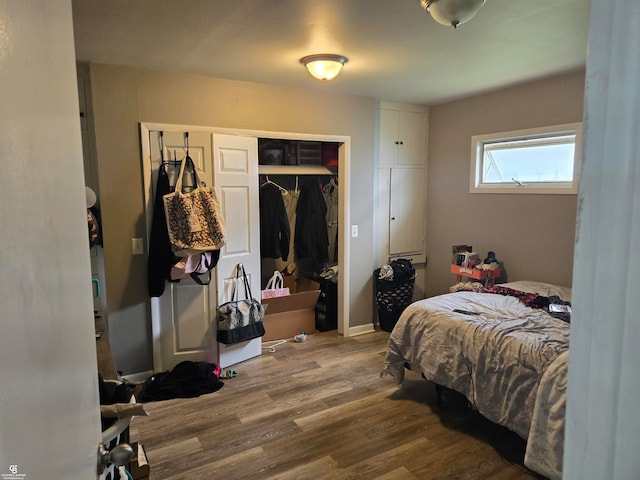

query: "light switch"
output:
132 238 144 255
351 225 359 238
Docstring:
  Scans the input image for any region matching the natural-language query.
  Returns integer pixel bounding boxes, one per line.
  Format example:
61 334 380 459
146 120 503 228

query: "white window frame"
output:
469 123 582 194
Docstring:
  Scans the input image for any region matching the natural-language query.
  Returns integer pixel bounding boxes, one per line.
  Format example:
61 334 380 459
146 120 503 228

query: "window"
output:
470 123 582 194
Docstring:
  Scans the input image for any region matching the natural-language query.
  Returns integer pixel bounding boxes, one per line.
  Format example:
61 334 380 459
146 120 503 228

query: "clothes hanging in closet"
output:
274 187 300 273
148 164 178 297
259 182 291 261
294 177 329 278
323 178 339 262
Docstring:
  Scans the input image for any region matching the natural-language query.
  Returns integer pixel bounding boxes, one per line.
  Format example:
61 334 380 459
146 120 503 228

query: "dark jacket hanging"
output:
259 182 290 260
294 177 329 276
148 164 177 297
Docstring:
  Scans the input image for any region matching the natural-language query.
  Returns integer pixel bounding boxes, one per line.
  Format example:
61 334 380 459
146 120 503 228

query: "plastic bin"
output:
374 265 415 332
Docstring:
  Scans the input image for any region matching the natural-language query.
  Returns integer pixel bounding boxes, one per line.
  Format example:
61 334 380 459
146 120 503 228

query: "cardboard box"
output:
261 289 320 341
282 273 296 292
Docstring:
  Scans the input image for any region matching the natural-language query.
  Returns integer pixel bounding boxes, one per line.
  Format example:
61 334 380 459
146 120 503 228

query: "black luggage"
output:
315 279 338 331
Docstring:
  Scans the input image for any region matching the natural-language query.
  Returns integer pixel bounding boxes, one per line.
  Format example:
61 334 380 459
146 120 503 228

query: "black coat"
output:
147 165 177 297
294 178 329 275
259 183 290 261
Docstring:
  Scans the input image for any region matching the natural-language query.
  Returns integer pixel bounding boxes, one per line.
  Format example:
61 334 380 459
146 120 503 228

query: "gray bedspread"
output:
382 289 570 479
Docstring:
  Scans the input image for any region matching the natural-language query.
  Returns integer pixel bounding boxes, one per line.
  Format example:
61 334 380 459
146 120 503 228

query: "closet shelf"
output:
258 165 334 175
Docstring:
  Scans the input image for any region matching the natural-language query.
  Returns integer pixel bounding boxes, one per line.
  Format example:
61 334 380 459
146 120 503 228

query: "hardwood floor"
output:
130 330 546 480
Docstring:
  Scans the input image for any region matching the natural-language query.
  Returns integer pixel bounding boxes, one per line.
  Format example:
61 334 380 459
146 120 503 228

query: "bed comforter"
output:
383 285 570 479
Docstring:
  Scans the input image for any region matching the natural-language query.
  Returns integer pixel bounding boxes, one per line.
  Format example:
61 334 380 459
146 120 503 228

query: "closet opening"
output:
258 138 341 337
141 123 351 371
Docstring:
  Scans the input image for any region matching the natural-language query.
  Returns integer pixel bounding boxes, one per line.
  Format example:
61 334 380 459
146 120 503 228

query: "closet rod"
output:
258 165 335 176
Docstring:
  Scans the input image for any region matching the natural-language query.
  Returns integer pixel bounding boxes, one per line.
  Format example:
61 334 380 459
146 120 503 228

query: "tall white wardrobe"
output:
374 101 428 300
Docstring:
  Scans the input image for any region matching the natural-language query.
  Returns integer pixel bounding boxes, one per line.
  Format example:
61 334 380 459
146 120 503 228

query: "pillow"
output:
500 281 572 302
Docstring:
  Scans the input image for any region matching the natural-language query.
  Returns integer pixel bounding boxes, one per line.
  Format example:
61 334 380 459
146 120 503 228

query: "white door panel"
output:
143 127 261 372
159 131 213 188
169 281 213 352
378 108 399 166
397 111 426 166
146 129 216 372
374 168 391 265
218 144 251 173
219 186 252 256
389 167 425 255
212 133 262 368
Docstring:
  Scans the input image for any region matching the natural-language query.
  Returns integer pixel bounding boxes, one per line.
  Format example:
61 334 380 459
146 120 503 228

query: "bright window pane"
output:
470 123 581 194
482 135 576 184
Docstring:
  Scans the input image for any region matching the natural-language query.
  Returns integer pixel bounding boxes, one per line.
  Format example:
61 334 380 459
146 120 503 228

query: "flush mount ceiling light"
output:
300 54 348 81
419 0 486 29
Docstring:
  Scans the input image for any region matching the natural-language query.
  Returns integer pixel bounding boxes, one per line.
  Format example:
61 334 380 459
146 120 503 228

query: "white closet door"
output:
148 130 217 372
389 167 425 255
211 133 262 368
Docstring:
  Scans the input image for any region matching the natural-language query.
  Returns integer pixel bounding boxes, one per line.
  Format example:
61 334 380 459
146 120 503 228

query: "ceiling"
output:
71 0 590 106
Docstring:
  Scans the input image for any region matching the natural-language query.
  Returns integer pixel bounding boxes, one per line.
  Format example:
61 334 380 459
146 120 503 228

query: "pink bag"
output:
170 251 218 285
261 271 290 299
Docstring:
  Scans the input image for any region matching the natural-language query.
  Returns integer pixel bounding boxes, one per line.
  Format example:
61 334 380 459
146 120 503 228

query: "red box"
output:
450 264 501 284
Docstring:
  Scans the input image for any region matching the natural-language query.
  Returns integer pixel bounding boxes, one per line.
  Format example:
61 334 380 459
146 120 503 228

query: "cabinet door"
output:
374 167 391 265
378 108 400 166
378 108 426 166
389 167 425 255
397 111 426 166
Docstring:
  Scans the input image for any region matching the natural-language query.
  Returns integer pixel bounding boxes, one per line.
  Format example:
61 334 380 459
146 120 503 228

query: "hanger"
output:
158 132 182 169
260 176 288 195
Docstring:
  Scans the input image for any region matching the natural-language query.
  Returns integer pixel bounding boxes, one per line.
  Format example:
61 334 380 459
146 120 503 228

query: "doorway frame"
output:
140 122 351 366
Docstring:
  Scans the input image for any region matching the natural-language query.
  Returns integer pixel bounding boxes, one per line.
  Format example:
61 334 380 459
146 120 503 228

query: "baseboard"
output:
120 370 154 383
348 324 376 337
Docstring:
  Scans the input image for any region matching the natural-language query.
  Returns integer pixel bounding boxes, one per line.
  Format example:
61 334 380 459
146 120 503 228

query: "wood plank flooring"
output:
130 330 547 480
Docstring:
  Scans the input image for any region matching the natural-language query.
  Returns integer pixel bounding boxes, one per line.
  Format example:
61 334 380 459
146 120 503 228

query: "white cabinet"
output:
378 104 427 166
375 167 426 258
389 167 425 255
375 102 428 263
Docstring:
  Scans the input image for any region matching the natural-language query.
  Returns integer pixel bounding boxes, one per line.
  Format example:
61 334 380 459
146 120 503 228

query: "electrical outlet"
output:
351 225 359 238
132 238 144 255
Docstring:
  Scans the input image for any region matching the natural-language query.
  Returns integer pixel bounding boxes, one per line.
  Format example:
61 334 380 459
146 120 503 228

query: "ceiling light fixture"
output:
419 0 486 29
300 54 348 81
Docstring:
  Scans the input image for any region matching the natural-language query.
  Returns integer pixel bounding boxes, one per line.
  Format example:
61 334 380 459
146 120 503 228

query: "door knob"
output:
97 442 134 475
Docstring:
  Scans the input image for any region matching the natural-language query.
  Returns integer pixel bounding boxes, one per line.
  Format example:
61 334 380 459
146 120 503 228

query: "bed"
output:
382 281 571 479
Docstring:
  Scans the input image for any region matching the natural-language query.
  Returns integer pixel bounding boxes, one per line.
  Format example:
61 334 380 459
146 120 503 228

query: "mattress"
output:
383 282 571 479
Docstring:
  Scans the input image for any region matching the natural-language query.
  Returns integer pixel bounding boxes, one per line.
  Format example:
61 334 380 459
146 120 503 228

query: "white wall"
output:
0 1 101 477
